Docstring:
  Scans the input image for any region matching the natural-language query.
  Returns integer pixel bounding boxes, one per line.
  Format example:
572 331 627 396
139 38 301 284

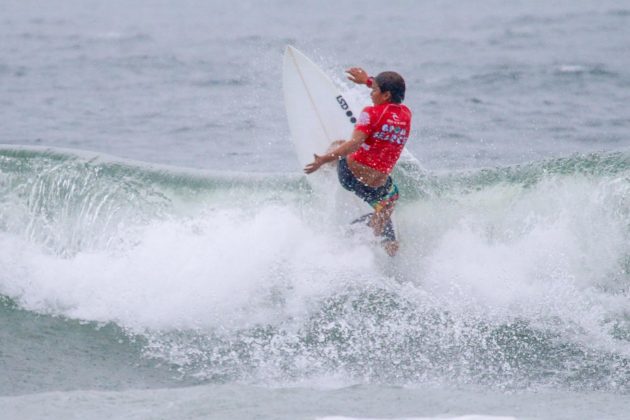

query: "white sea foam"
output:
0 203 382 331
0 162 627 365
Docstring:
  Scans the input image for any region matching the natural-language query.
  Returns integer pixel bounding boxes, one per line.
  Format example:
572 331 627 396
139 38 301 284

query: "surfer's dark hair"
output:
375 71 406 103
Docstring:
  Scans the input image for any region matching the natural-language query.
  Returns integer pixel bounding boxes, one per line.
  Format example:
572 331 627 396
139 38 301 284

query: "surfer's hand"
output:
304 154 327 174
346 67 370 85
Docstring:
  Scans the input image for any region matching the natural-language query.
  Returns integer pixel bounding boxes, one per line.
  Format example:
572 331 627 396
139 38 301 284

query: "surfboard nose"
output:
284 45 296 60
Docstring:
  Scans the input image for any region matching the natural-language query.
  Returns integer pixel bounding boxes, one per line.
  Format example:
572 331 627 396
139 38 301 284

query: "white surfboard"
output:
282 45 370 228
282 46 361 172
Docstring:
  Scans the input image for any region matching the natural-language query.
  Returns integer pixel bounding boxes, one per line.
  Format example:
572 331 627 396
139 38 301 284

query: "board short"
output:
337 157 398 241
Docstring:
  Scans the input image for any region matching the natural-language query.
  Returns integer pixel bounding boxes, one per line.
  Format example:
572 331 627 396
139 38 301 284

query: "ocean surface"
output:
1 1 629 419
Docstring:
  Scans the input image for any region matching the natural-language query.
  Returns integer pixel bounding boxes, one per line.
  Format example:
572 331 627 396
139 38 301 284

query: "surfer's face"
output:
370 83 392 105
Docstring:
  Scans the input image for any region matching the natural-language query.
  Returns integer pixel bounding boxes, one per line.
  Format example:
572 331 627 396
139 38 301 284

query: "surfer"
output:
304 68 411 256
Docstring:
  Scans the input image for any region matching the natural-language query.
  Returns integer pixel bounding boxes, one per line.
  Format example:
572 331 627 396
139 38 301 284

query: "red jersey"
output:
350 102 412 174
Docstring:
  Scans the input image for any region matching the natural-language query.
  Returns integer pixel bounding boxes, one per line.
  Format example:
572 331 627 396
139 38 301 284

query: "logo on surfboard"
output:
336 95 357 124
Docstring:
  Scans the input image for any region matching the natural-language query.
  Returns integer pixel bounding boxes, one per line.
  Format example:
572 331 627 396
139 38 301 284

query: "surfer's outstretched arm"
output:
304 130 367 174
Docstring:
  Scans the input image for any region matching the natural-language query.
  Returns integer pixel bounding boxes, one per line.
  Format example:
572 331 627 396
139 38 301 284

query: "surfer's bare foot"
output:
383 240 399 257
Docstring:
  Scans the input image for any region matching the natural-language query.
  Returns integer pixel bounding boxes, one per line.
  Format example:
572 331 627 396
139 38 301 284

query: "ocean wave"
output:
0 145 628 391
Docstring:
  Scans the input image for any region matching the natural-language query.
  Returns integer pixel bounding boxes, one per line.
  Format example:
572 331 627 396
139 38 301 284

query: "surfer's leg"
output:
372 208 399 256
367 179 400 256
367 179 399 236
338 161 400 255
338 161 399 232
